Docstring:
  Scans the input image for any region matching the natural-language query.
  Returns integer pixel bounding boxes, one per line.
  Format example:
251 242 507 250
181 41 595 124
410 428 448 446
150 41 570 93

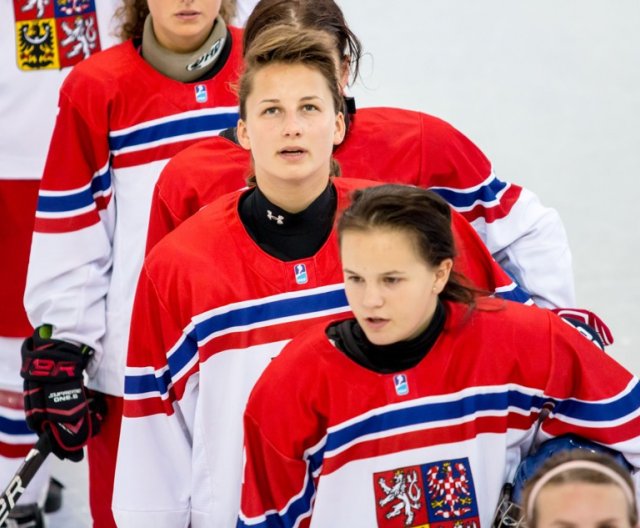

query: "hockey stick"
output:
0 431 52 525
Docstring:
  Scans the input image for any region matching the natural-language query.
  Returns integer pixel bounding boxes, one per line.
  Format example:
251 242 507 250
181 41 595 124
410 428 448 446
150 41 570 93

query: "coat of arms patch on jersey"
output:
13 0 102 71
373 458 480 527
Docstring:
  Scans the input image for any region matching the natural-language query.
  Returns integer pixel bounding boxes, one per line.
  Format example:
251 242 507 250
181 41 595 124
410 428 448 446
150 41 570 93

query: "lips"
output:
278 147 307 161
363 317 389 330
278 147 306 154
175 10 200 19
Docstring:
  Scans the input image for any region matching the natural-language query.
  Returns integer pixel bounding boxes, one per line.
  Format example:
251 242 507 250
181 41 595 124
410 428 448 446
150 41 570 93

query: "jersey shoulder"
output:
147 189 242 267
349 106 461 144
158 135 249 193
250 320 338 401
61 41 138 90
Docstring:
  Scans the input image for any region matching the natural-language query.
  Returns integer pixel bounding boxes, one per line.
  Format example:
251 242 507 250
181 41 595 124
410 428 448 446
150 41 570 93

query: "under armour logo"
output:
267 210 284 225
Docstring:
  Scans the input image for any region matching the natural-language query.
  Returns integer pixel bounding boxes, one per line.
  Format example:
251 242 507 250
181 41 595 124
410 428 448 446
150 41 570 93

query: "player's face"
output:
237 62 345 212
534 482 633 528
147 0 221 53
341 228 452 346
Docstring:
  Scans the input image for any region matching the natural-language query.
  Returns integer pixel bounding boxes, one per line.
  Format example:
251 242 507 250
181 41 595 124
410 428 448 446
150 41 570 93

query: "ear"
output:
339 55 351 91
433 258 454 295
333 111 346 146
237 119 251 151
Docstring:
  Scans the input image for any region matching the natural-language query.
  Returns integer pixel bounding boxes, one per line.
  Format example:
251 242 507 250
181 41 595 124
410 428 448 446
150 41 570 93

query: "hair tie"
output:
526 459 635 515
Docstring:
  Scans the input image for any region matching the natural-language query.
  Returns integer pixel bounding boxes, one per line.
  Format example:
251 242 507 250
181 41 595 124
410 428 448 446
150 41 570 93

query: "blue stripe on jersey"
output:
307 389 547 471
91 165 112 196
125 330 198 396
109 111 239 151
193 288 349 341
37 165 111 214
431 175 507 209
495 284 533 304
168 328 200 379
124 366 173 397
555 379 640 422
0 415 34 436
237 472 315 528
125 288 348 398
37 187 94 213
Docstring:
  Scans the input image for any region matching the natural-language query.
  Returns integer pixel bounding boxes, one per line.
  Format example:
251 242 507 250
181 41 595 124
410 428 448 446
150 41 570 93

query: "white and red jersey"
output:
1 0 120 183
23 28 243 396
238 298 640 527
113 177 530 528
0 0 121 501
148 107 574 308
0 0 120 339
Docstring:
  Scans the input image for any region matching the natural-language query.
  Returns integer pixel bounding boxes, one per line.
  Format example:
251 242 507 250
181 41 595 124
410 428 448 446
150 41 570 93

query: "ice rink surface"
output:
48 1 639 525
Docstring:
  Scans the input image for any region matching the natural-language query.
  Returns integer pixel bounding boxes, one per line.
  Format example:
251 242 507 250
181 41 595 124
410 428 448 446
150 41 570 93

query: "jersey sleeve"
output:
450 210 533 305
145 138 251 253
238 338 324 528
23 76 115 359
421 115 575 308
238 413 314 528
145 172 184 254
538 312 640 478
113 262 198 528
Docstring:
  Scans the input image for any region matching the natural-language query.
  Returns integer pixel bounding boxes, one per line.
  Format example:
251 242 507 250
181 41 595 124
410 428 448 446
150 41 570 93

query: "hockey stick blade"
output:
0 432 52 525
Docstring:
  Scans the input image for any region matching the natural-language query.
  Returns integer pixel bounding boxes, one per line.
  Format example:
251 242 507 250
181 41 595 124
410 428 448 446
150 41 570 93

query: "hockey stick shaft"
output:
0 432 52 524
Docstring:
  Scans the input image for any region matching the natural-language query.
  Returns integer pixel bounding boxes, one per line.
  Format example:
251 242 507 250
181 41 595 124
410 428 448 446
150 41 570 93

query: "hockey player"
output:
522 450 638 527
237 183 640 527
1 1 120 525
113 26 532 528
19 1 243 526
146 0 574 310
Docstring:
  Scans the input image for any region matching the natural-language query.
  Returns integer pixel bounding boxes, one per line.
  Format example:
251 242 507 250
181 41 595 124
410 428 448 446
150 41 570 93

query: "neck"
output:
141 15 228 82
255 174 331 214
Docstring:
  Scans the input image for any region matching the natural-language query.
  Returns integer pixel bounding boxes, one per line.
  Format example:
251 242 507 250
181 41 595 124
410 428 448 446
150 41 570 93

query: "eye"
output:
345 275 363 284
383 276 401 285
262 106 280 116
302 103 319 112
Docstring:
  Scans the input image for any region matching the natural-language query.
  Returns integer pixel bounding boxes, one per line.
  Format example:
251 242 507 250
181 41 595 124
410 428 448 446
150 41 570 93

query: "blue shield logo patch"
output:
294 264 308 285
393 374 409 396
194 84 208 103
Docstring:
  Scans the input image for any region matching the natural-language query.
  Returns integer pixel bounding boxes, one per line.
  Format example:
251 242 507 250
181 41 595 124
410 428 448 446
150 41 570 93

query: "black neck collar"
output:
239 182 337 261
328 300 447 374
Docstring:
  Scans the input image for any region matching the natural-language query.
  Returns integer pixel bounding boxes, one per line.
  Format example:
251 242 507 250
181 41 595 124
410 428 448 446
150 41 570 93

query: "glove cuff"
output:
21 328 93 382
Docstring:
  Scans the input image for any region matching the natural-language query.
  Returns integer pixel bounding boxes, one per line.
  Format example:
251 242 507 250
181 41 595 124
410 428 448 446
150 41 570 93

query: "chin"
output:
363 332 397 347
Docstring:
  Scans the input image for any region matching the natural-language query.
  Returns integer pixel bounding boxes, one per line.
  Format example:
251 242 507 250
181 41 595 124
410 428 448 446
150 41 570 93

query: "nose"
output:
281 112 302 137
362 284 383 309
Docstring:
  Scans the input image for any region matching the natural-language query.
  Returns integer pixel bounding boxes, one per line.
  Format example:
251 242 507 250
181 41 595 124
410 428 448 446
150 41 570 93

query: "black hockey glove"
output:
20 327 105 462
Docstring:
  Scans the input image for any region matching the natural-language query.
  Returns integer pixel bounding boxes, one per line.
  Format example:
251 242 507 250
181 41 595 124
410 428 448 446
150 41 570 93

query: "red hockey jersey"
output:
114 177 528 528
147 107 574 308
239 298 640 527
24 28 243 395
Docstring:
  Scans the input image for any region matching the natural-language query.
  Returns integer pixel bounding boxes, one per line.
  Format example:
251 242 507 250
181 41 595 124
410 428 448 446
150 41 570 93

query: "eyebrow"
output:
551 520 622 528
258 95 323 104
343 269 405 275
